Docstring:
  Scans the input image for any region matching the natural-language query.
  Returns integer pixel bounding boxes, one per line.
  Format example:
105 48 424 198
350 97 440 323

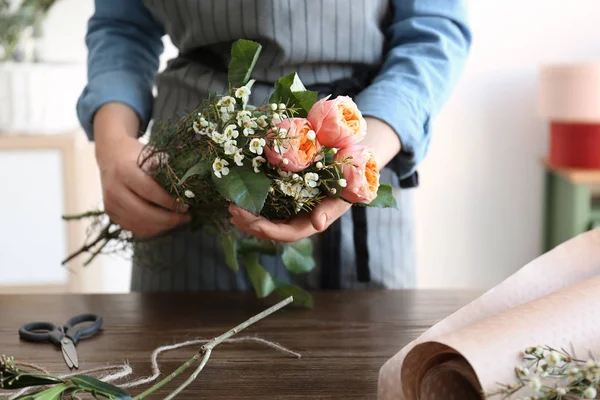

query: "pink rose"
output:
264 118 321 172
335 145 380 204
307 95 367 148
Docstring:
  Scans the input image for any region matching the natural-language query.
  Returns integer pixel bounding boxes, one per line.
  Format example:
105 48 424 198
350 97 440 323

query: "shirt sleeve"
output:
76 0 166 140
354 0 472 179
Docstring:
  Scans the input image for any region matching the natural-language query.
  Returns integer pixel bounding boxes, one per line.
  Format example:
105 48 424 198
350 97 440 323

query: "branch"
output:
133 296 293 400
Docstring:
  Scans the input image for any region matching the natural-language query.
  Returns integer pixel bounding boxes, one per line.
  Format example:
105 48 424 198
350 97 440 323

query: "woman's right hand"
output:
93 102 190 237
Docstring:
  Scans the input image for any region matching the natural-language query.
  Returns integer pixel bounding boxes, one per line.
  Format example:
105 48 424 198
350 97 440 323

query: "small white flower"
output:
316 161 324 169
236 111 252 126
252 156 266 173
235 86 251 104
555 388 567 396
241 116 258 136
278 170 292 178
534 346 544 357
291 183 303 198
249 138 266 155
586 360 598 369
292 173 302 182
221 111 232 122
199 117 209 128
212 158 230 178
234 149 244 166
279 181 296 197
269 186 275 193
282 158 289 165
224 140 238 155
301 187 320 198
224 124 239 140
270 103 278 111
307 130 316 141
243 128 255 136
211 131 226 144
304 172 319 188
528 377 542 393
568 367 581 376
330 188 337 195
193 121 202 134
271 113 282 125
584 387 597 399
516 366 529 377
278 128 288 138
278 103 286 110
256 115 268 128
338 179 347 188
217 96 236 113
545 351 563 367
184 190 195 198
331 148 339 154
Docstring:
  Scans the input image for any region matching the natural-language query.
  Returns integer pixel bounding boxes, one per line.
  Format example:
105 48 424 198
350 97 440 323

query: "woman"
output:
77 0 471 292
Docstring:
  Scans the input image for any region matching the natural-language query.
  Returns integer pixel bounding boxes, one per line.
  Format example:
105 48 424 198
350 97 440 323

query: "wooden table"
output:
0 291 479 399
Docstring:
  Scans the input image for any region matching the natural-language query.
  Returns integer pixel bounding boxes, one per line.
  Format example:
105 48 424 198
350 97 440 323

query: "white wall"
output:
37 0 600 291
415 1 600 289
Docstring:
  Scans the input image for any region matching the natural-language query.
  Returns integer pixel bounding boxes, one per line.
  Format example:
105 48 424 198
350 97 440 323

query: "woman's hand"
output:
229 198 351 243
228 116 400 242
94 102 190 237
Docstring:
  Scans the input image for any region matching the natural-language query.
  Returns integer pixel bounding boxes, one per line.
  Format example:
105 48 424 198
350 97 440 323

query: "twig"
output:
162 349 212 400
133 296 293 400
61 222 113 265
61 210 106 221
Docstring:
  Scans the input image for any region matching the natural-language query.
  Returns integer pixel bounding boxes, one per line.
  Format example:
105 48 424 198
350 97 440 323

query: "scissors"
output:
18 313 103 369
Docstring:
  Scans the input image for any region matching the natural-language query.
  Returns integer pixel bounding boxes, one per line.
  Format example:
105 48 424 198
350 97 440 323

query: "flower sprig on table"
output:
0 297 295 400
61 39 397 308
487 345 600 399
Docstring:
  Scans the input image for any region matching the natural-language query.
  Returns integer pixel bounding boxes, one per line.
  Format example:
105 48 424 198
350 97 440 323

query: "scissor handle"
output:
19 322 64 345
63 314 103 345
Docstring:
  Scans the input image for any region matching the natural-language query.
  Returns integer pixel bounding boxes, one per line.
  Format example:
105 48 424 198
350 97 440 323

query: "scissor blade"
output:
60 338 78 369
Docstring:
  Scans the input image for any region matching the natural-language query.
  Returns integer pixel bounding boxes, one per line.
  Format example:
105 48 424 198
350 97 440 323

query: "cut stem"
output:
163 349 212 400
133 296 293 400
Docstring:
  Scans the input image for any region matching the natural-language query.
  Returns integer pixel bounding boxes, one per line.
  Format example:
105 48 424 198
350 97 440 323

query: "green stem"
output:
133 296 293 400
132 353 202 400
162 349 212 400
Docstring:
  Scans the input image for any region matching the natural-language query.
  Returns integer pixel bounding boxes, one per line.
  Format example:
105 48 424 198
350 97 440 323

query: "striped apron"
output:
130 0 417 292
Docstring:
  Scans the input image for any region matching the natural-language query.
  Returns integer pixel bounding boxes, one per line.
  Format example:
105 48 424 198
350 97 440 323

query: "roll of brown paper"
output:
378 229 600 399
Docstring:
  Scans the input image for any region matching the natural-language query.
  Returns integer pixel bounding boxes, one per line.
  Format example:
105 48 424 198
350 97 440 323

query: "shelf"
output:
542 158 600 185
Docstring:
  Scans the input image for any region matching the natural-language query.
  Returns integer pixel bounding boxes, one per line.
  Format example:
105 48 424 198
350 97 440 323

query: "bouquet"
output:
63 39 397 307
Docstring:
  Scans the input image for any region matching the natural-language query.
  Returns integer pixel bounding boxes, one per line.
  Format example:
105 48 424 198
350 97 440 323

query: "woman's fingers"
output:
129 167 186 212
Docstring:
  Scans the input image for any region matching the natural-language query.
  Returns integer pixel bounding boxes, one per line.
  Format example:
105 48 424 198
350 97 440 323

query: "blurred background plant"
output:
0 0 59 62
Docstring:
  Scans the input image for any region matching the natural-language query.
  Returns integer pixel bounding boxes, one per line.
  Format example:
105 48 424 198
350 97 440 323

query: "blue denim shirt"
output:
77 0 471 179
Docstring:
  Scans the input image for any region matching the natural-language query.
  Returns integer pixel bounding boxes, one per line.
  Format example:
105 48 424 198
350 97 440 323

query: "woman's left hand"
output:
229 199 351 242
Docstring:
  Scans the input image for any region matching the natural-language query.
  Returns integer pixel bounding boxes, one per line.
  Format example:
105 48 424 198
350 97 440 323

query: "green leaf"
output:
273 278 314 309
239 237 277 255
212 165 271 215
364 183 398 209
228 39 262 89
15 384 70 400
218 234 239 272
70 375 131 400
239 252 276 298
269 72 318 117
178 159 211 186
2 373 64 389
281 239 315 274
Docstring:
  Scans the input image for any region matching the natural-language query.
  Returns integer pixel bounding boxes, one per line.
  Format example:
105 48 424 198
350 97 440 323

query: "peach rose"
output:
307 95 367 148
264 118 321 172
335 145 380 204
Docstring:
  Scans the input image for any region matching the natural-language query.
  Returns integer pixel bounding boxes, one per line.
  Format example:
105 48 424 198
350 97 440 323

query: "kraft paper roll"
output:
549 122 600 169
538 63 600 122
378 229 600 399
